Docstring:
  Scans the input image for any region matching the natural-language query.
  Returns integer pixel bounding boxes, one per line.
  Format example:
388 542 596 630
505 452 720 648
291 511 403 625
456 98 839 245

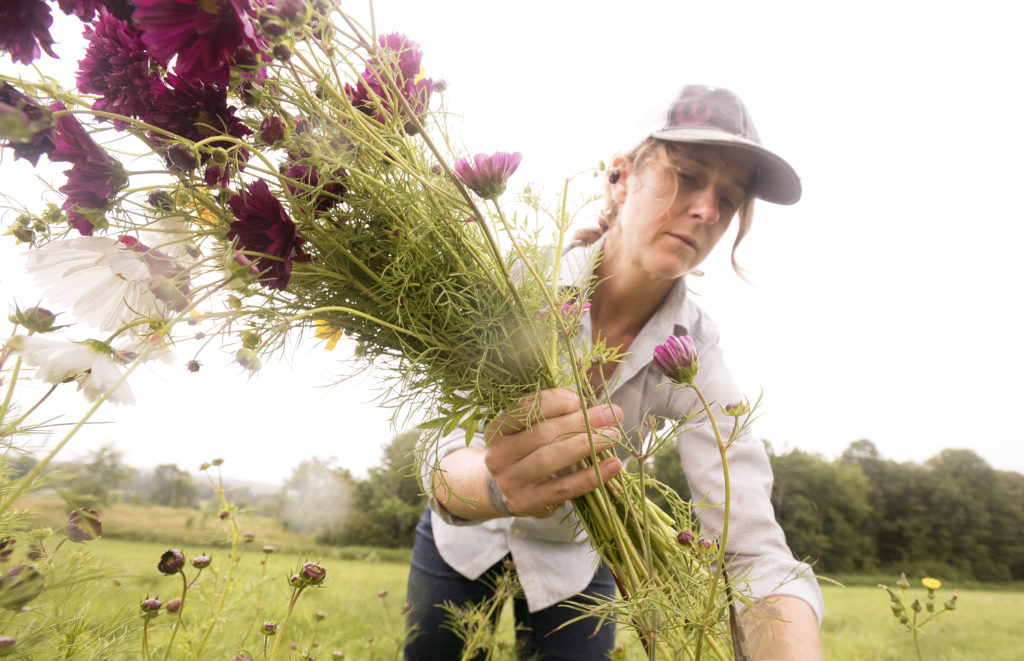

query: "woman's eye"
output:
677 172 699 186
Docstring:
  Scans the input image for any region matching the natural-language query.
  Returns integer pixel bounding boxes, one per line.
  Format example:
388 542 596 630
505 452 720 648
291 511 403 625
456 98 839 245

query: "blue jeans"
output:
404 508 617 660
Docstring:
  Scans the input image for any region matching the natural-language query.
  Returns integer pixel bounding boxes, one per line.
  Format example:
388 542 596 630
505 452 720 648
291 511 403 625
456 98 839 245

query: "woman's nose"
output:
686 186 721 224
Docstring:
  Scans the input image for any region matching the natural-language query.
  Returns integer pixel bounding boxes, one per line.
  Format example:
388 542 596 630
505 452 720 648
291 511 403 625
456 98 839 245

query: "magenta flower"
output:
227 179 311 290
77 9 165 130
133 0 263 86
144 74 252 186
0 83 56 166
652 334 700 386
300 561 326 585
284 163 347 213
56 0 105 21
346 33 433 134
50 102 128 235
0 0 57 65
453 151 523 200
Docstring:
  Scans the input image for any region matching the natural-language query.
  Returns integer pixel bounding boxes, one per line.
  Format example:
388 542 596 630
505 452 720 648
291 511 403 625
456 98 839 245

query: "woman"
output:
405 85 825 661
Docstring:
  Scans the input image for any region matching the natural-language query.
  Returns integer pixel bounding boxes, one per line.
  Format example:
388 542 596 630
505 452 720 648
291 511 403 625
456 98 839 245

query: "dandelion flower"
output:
921 577 941 591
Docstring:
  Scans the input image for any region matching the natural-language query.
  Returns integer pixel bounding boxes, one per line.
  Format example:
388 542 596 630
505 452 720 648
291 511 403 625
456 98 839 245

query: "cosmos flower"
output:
284 163 346 213
50 102 128 234
133 0 263 86
8 335 136 404
76 9 165 130
453 151 522 200
0 83 56 166
66 508 102 542
0 0 57 65
227 178 311 289
56 0 105 21
25 235 190 333
652 334 700 386
144 74 252 186
346 33 433 133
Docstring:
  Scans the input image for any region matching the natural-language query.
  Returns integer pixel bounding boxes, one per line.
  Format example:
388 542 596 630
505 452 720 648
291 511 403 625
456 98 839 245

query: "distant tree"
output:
69 444 134 505
328 429 426 548
280 457 354 536
770 448 876 573
150 464 198 508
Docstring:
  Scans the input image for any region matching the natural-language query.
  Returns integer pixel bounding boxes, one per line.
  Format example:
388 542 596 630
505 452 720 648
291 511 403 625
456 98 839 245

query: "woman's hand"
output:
482 388 623 518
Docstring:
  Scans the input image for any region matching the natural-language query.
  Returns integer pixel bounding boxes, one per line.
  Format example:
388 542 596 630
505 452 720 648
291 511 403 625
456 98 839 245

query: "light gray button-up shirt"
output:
425 238 824 622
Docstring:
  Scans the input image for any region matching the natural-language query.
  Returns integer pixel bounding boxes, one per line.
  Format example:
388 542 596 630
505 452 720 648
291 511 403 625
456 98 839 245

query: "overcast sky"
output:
2 1 1022 485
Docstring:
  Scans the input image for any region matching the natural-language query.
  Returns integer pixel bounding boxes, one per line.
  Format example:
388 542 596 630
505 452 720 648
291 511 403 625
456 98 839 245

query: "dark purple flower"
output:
346 33 433 134
50 101 128 235
77 9 165 130
144 74 252 185
158 548 185 575
56 0 105 21
300 561 326 585
227 178 311 289
0 83 56 165
652 334 699 386
258 115 286 145
453 151 522 200
133 0 263 86
284 163 346 213
66 507 102 542
0 0 57 65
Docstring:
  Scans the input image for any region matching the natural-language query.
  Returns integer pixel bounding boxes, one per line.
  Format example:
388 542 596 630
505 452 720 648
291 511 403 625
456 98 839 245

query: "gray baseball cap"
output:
648 85 801 205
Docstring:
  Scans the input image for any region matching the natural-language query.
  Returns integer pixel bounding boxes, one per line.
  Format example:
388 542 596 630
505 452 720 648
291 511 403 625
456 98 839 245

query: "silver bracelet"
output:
485 470 515 517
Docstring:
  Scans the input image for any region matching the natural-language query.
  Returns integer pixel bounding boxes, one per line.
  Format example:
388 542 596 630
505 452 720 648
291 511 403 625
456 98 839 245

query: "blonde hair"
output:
574 139 756 278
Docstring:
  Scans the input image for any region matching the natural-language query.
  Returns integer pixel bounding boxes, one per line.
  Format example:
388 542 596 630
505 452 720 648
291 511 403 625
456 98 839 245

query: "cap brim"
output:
650 127 802 205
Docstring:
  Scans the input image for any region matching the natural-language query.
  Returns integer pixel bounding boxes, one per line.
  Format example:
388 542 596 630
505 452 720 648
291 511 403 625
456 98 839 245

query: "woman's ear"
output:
609 155 631 205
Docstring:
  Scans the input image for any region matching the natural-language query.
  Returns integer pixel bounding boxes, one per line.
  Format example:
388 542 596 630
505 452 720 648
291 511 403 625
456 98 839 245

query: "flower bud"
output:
165 598 182 613
273 0 308 22
166 144 198 172
233 48 259 68
140 596 162 615
192 554 211 569
723 401 749 417
236 349 261 373
261 19 288 37
0 539 13 562
652 335 699 386
332 652 345 659
301 562 327 586
926 601 935 613
0 565 44 611
211 147 229 165
289 574 303 587
66 508 102 542
911 598 921 613
262 545 275 554
212 458 224 466
9 306 61 334
113 577 122 586
0 635 15 656
273 44 291 61
243 532 255 542
147 190 175 211
896 572 910 590
158 549 185 575
259 116 286 146
219 510 229 520
377 589 388 598
401 601 411 614
677 530 695 546
187 360 201 373
696 538 714 554
314 611 326 621
262 621 278 636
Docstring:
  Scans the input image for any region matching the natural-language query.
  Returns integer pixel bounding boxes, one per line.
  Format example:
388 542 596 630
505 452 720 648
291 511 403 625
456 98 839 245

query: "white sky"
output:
2 0 1023 485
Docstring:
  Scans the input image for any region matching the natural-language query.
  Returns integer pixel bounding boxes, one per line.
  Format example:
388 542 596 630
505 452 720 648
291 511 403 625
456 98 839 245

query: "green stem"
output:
161 570 191 661
691 385 732 661
269 587 304 660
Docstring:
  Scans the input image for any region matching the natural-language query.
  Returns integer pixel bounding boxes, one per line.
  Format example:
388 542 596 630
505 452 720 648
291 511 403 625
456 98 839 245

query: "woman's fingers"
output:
485 388 582 438
509 425 620 486
505 456 623 518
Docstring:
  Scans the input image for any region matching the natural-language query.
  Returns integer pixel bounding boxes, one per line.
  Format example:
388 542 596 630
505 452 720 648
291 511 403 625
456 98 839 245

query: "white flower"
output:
8 336 135 405
141 215 198 264
26 236 191 333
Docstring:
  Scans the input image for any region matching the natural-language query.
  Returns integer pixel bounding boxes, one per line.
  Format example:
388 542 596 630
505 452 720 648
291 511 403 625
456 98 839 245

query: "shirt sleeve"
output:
419 424 488 526
671 335 825 625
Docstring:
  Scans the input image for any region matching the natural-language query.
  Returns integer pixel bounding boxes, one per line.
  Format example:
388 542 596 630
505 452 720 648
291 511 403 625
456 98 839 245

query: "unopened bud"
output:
242 532 255 542
0 635 15 656
301 562 326 586
262 545 275 554
147 190 175 211
9 306 61 333
262 621 277 636
0 565 44 611
911 599 921 613
191 554 211 569
273 44 291 61
158 549 185 575
896 572 910 590
166 144 198 172
211 147 229 165
723 401 749 417
140 596 162 615
377 589 388 598
236 349 261 373
165 598 182 613
187 360 201 373
66 508 102 542
259 116 286 146
677 530 695 546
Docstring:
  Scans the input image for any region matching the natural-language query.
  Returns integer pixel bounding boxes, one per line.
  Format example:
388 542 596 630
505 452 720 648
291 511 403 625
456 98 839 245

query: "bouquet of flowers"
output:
1 1 749 657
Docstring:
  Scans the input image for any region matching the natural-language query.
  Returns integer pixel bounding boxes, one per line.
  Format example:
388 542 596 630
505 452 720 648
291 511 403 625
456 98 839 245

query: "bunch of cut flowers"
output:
1 1 749 657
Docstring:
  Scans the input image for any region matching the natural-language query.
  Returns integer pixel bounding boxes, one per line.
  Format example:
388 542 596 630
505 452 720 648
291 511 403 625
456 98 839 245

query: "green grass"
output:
14 499 1024 660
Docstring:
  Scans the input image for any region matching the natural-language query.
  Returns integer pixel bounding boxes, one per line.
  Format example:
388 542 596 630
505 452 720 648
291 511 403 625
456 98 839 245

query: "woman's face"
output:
608 144 755 282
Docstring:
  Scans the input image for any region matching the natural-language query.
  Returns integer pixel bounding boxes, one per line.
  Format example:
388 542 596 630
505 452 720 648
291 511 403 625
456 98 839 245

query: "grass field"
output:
13 499 1024 659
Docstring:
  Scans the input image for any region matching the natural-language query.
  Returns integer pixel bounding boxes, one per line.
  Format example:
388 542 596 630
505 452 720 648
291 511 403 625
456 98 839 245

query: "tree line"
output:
23 433 1024 581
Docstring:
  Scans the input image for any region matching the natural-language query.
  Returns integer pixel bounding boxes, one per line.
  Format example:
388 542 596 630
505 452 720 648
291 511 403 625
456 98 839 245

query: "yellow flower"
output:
314 320 343 351
921 577 941 591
